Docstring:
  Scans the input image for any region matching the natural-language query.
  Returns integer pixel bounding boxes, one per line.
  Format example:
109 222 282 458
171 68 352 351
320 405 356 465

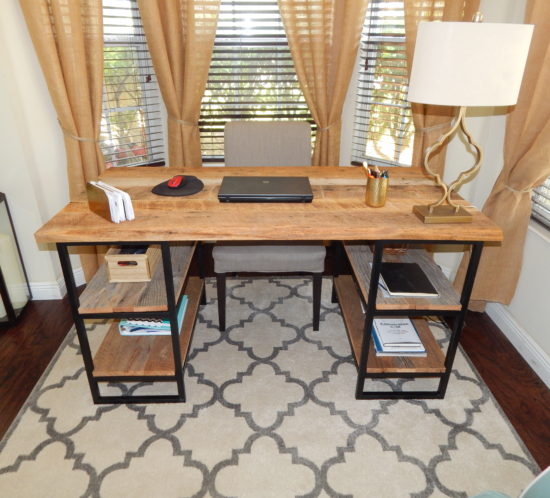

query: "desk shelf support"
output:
56 240 198 404
352 239 484 400
161 242 186 401
57 242 102 402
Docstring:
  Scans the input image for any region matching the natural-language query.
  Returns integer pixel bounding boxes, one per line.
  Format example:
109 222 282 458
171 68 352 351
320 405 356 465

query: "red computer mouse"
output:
167 175 187 188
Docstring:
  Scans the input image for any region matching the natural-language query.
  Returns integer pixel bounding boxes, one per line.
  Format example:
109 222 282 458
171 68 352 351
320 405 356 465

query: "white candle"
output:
0 232 28 317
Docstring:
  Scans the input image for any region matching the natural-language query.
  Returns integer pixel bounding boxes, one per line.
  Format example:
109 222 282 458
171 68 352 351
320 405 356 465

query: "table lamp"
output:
407 15 533 223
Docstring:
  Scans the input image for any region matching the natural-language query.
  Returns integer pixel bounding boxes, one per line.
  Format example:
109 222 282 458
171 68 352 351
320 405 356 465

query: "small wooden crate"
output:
105 245 162 283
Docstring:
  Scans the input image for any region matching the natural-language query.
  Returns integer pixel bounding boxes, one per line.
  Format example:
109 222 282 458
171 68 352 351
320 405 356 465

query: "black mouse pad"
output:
151 176 204 196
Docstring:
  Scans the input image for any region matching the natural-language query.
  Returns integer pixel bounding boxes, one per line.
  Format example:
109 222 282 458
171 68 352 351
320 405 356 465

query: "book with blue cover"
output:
371 317 427 356
119 296 188 335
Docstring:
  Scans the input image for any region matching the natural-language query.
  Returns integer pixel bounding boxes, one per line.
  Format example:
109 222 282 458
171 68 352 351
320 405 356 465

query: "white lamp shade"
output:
407 21 533 107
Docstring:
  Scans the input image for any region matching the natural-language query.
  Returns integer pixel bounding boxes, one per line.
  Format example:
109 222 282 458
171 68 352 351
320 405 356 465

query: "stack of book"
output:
371 317 426 356
119 296 188 336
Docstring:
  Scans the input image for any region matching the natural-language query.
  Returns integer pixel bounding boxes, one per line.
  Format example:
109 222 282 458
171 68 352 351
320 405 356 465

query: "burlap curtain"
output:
138 0 221 168
20 0 105 280
454 0 550 308
404 0 479 175
278 0 369 166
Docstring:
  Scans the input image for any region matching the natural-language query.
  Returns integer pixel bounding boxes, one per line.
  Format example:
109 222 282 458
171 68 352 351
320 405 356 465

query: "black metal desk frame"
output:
57 235 482 403
349 239 483 400
56 241 205 404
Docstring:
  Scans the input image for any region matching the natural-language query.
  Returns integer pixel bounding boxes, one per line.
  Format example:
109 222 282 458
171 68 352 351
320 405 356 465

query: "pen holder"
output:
365 176 388 207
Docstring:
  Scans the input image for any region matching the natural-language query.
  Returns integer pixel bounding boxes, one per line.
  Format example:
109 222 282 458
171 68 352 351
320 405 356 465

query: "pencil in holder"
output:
365 176 388 207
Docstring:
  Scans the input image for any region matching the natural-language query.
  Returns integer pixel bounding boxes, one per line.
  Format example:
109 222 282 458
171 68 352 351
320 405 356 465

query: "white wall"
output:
1 0 547 382
487 223 550 386
0 0 72 299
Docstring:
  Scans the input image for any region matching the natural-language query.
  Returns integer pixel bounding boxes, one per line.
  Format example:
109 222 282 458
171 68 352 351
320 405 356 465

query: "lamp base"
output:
413 204 472 224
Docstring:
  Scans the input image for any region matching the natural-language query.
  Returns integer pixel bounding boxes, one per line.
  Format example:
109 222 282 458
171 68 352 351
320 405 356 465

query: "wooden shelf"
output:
343 243 461 311
92 277 203 378
79 242 196 314
334 275 445 374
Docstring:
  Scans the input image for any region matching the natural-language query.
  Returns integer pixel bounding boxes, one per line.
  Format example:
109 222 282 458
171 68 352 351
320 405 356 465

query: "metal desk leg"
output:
161 242 186 401
196 241 207 305
56 243 101 403
436 241 484 397
355 240 384 399
331 241 344 304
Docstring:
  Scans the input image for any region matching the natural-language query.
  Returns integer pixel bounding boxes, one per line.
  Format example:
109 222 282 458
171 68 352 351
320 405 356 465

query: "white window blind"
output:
200 0 311 161
101 0 164 167
532 178 550 229
351 0 414 168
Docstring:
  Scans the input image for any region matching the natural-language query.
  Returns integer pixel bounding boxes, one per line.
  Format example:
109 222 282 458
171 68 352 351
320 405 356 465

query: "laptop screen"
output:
218 176 313 203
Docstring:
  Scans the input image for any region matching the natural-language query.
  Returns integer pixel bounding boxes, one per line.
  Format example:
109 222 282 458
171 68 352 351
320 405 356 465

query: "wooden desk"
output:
35 166 502 403
35 166 502 243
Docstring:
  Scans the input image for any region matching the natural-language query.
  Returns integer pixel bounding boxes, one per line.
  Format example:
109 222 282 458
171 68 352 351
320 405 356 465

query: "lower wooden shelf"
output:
334 275 445 374
92 277 203 378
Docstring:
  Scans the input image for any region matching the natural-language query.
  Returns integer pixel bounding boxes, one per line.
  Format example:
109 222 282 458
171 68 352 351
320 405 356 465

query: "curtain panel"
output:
19 0 105 199
403 0 480 176
278 0 369 166
138 0 221 168
20 0 106 280
455 0 550 308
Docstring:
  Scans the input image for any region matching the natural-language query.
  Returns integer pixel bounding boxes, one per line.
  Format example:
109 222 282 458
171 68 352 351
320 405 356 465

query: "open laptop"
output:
218 176 313 203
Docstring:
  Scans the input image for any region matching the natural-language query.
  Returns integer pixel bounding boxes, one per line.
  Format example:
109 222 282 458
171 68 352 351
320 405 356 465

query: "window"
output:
351 0 414 168
101 0 164 167
200 0 311 161
532 177 550 229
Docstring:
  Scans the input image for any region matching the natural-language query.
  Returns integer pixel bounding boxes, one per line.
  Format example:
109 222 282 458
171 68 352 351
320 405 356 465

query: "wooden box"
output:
105 245 162 283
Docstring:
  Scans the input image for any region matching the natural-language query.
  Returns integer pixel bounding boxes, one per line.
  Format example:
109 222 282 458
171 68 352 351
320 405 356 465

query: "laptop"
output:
218 176 313 203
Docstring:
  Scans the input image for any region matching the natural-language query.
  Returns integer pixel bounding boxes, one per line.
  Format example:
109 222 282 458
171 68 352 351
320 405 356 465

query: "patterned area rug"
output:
0 278 539 497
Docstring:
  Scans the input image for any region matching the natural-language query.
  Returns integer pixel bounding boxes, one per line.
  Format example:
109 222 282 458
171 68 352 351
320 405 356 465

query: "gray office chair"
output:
213 121 326 331
470 466 550 498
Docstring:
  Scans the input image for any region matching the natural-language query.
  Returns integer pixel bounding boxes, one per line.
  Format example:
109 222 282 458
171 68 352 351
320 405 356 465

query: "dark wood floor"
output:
460 312 550 469
1 292 548 469
0 298 74 440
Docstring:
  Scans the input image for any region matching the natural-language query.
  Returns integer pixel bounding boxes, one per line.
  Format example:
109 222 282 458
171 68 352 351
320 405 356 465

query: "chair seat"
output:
213 244 326 274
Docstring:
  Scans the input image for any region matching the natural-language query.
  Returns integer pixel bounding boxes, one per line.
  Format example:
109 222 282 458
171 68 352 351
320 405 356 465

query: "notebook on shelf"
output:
378 262 438 297
217 176 313 203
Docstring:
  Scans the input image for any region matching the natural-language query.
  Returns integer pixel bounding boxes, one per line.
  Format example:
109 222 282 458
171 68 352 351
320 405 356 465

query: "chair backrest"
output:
224 121 312 167
520 467 550 498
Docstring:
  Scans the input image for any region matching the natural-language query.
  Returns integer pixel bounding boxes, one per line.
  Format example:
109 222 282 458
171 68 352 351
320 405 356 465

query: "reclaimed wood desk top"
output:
35 166 503 244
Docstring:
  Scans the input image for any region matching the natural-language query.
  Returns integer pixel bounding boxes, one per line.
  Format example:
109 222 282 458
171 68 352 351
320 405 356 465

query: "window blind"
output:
200 0 311 161
532 178 550 230
351 0 414 168
101 0 164 167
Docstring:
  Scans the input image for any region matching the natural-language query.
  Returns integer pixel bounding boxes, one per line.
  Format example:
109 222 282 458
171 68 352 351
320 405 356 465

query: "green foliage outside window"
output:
101 45 149 167
365 41 414 164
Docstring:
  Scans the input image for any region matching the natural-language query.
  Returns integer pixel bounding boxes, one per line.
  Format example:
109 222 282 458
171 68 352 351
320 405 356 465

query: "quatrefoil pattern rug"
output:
0 278 539 497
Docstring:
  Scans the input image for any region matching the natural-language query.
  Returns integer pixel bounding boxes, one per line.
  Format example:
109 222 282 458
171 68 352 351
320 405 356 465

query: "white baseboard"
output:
29 267 86 301
29 280 64 300
486 302 550 388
